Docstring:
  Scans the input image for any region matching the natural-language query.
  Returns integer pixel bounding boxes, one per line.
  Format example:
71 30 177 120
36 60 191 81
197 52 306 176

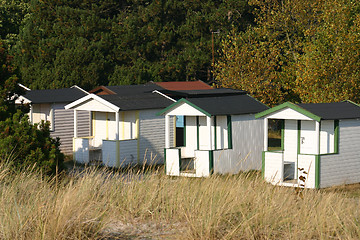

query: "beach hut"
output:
17 86 90 155
256 101 360 188
65 84 176 166
158 89 269 177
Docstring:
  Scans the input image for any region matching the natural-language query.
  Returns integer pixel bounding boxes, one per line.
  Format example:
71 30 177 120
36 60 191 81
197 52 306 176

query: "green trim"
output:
334 120 339 154
227 115 233 149
255 102 322 122
209 150 214 174
196 116 200 150
297 120 301 179
262 151 265 179
178 148 181 173
214 116 217 150
315 155 320 189
281 120 284 151
344 100 360 107
157 98 211 117
318 121 321 155
297 120 301 154
183 116 186 147
164 148 166 174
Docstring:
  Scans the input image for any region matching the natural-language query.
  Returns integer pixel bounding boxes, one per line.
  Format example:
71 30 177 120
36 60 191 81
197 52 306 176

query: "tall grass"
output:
0 162 359 239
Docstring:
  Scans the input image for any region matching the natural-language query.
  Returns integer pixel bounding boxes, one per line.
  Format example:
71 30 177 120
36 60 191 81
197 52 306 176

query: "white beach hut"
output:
256 101 360 188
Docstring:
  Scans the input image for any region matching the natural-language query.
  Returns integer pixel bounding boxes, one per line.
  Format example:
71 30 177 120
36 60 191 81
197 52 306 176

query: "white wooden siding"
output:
284 120 298 162
123 111 136 139
300 120 316 154
93 112 107 147
74 138 89 164
297 154 316 188
74 98 116 112
215 116 228 149
198 116 209 150
320 119 360 188
102 140 117 167
119 140 138 165
264 151 283 183
195 150 210 177
320 120 334 154
184 116 197 158
107 112 116 140
266 108 313 120
166 102 206 116
166 148 180 176
213 114 264 174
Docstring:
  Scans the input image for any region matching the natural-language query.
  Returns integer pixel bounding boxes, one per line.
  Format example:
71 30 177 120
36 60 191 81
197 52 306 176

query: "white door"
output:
283 120 298 180
284 120 298 162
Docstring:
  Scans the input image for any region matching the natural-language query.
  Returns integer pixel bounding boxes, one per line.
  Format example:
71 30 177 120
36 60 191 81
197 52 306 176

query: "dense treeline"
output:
215 0 360 106
1 0 254 90
2 0 360 103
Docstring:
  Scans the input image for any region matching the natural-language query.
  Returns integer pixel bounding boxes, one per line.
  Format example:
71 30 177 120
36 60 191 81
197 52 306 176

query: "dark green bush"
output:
0 110 64 175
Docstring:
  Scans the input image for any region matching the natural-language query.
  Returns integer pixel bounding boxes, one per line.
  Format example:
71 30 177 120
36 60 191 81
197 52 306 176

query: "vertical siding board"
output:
213 114 264 174
139 109 173 165
320 119 360 188
52 103 90 155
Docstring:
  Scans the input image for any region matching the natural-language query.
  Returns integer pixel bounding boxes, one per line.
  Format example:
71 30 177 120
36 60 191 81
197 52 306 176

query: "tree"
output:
0 40 63 175
295 0 360 103
0 0 30 47
15 0 254 89
0 41 24 120
215 0 360 105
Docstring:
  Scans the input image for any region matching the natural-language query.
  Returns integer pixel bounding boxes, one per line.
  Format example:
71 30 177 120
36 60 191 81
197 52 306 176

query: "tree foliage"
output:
0 41 63 174
215 0 360 106
14 0 253 90
0 0 30 47
0 113 64 175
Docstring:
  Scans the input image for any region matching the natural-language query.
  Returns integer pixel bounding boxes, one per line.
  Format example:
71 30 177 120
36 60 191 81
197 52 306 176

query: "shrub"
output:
0 110 64 175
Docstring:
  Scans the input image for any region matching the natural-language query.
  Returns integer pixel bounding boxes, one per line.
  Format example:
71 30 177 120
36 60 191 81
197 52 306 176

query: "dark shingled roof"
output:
22 87 88 104
100 93 174 111
159 88 247 100
184 94 268 115
297 101 360 120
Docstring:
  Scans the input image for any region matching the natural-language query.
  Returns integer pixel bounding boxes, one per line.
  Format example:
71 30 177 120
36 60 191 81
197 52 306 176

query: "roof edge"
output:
65 93 120 112
71 85 89 94
344 100 360 107
255 102 321 121
157 98 211 117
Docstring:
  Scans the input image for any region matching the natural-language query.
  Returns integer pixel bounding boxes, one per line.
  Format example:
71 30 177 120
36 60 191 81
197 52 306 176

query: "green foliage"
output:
215 0 360 106
0 0 30 47
0 111 64 175
0 41 24 120
14 0 253 90
0 40 63 175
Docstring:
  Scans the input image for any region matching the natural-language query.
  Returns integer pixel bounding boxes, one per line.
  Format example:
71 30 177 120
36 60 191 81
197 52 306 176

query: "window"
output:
213 115 232 150
31 104 54 131
267 119 284 151
175 115 185 147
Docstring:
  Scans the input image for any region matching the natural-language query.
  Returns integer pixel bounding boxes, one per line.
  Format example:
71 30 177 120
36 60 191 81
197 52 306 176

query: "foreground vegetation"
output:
0 162 359 239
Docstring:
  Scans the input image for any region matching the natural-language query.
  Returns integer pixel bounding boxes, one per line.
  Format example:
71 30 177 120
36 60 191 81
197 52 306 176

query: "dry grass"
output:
0 163 360 239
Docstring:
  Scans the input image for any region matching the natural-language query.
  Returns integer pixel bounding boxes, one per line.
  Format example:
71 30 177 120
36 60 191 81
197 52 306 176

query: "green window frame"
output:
227 115 233 149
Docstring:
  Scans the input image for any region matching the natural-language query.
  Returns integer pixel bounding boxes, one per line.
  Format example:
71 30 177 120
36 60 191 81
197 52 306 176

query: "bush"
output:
0 110 64 175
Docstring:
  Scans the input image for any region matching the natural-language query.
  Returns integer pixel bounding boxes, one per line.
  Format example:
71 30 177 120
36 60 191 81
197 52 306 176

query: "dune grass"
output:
0 162 360 239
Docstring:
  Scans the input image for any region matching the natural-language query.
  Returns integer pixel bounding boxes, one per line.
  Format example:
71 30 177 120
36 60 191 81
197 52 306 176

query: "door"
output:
283 120 298 180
